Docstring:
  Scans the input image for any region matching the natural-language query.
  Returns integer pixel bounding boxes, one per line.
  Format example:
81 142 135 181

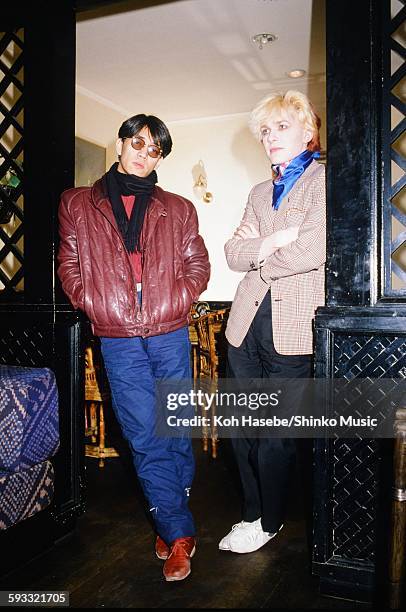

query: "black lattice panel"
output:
333 334 406 432
0 327 51 367
334 334 406 379
332 437 378 561
383 1 406 294
0 28 24 294
329 333 406 561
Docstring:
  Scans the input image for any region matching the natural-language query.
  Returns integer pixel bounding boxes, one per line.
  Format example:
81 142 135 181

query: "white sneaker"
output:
219 520 257 551
229 519 283 554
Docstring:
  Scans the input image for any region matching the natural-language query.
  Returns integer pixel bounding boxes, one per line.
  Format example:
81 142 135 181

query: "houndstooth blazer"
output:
224 160 326 354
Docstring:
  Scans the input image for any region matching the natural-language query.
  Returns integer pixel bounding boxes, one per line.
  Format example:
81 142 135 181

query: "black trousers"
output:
227 291 312 533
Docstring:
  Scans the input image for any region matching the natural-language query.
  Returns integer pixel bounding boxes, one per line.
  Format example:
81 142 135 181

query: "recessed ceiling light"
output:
287 69 306 78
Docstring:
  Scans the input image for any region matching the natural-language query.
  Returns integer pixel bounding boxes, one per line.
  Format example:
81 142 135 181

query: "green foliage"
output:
0 159 22 189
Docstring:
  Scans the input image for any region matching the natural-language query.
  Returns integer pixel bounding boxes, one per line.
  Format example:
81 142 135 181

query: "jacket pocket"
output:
173 277 193 319
283 208 306 228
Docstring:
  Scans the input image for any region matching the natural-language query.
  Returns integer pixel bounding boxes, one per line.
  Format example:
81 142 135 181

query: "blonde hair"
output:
249 90 321 152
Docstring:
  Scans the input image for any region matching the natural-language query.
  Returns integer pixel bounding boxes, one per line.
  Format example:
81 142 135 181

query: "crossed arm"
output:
224 173 326 281
224 187 299 274
234 222 299 263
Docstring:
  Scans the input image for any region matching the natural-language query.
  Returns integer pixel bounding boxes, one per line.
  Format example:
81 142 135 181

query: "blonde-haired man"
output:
220 91 325 553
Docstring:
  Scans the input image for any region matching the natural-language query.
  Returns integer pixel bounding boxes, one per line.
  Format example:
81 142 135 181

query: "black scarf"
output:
105 162 157 253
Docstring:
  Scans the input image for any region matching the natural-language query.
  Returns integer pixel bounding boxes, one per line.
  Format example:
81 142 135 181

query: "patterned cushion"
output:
0 366 59 474
0 460 54 530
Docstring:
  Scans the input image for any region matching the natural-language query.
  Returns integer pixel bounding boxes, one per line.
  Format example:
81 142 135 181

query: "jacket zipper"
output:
139 208 168 321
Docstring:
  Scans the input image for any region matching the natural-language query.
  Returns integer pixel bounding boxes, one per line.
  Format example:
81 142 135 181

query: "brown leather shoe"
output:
163 537 196 582
155 535 170 560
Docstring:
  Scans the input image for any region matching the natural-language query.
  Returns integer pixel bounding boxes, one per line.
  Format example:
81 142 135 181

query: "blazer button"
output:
255 301 259 306
121 274 126 281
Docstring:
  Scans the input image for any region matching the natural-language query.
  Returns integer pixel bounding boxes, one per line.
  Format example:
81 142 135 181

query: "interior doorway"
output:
75 0 326 303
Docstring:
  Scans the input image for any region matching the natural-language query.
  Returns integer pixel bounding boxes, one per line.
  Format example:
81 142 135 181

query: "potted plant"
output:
0 158 22 224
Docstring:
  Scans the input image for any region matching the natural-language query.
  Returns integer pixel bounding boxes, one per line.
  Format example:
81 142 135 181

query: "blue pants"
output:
100 326 195 544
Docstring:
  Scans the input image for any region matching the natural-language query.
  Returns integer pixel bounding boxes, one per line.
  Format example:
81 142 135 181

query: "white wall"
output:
159 113 271 301
76 90 124 149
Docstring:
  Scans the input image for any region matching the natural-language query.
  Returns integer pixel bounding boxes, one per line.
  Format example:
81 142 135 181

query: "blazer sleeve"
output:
57 193 85 310
182 202 211 301
224 187 268 272
259 170 326 282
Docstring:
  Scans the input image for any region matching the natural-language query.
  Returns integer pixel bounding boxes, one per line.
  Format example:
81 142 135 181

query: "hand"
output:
234 222 260 240
258 226 300 261
271 226 299 248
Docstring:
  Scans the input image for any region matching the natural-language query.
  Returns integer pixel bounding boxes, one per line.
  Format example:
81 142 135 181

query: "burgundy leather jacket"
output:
57 176 210 338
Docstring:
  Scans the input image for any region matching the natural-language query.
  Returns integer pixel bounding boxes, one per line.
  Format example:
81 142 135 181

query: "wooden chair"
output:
85 345 119 468
189 302 210 380
195 308 229 458
195 312 218 457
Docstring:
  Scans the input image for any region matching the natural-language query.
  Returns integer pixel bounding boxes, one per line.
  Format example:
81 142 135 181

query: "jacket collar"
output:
258 159 322 205
91 175 168 220
276 158 320 192
276 160 321 212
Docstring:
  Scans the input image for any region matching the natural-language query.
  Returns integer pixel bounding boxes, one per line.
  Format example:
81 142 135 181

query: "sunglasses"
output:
125 136 162 159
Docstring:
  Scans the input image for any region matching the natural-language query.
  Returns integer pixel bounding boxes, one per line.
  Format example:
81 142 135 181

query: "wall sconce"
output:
193 160 213 204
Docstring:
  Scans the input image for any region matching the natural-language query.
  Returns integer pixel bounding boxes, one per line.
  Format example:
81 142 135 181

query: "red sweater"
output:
122 195 142 283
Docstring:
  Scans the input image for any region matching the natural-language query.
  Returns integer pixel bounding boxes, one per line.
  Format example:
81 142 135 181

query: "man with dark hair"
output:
58 114 210 581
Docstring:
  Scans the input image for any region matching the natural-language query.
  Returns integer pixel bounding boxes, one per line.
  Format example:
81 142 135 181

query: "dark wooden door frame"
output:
313 0 405 604
0 1 84 576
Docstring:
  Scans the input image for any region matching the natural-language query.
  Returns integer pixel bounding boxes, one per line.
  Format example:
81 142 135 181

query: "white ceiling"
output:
76 0 326 122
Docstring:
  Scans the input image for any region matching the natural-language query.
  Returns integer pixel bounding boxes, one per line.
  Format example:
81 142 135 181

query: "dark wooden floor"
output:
1 437 374 610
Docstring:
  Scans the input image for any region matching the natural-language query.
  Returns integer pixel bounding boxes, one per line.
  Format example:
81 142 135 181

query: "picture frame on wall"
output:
75 137 106 187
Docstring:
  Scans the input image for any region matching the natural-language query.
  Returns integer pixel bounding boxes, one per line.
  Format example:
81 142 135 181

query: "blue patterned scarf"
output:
272 149 319 210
